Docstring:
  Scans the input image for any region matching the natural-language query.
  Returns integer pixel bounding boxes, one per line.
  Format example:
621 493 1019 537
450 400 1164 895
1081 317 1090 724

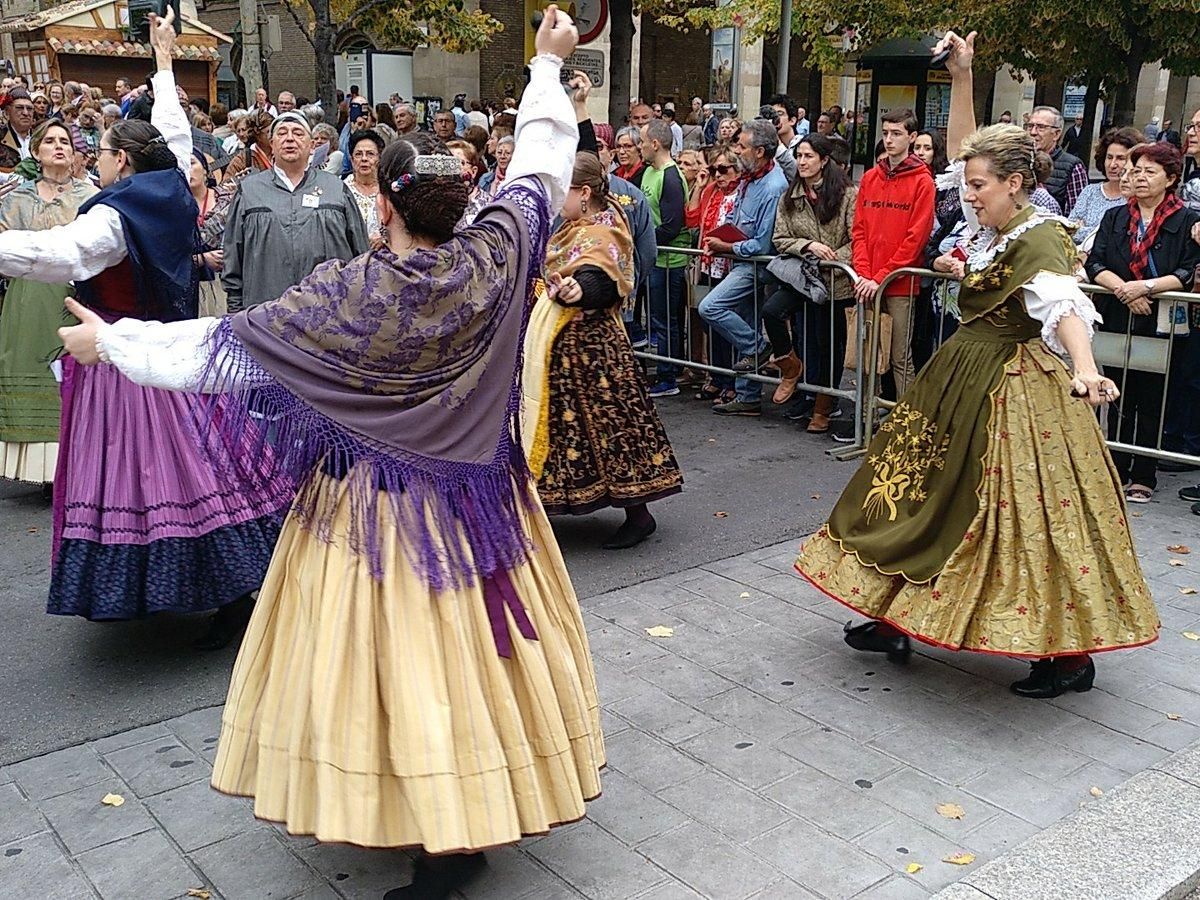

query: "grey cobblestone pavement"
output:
3 471 1200 900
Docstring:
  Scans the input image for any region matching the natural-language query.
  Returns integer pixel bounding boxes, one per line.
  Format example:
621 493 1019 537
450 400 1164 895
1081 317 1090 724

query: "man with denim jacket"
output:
697 119 789 415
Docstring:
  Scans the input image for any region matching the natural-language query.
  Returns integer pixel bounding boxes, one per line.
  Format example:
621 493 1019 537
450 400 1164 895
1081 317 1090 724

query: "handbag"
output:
844 306 893 375
765 254 829 305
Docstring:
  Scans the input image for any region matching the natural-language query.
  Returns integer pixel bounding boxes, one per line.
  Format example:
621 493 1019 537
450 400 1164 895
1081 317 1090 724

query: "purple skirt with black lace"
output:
47 358 293 620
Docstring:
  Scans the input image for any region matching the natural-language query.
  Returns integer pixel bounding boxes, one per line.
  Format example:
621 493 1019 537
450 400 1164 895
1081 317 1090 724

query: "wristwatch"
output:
1144 280 1155 295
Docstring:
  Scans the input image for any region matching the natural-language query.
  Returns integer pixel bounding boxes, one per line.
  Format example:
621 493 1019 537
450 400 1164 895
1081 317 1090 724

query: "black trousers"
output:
1105 365 1165 489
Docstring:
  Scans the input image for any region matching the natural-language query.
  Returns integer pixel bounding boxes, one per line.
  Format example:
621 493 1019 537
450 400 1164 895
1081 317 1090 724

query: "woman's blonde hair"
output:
958 124 1037 192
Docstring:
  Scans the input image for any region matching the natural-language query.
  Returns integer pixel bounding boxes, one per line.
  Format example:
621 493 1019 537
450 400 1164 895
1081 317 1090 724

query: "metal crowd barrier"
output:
631 250 1200 472
859 266 1200 469
629 247 869 455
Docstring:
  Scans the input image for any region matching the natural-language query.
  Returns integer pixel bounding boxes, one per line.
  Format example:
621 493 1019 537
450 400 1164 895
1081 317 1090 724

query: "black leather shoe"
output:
384 852 486 900
1010 658 1095 699
602 515 657 550
1179 484 1200 503
1009 659 1054 693
193 595 255 652
843 621 911 664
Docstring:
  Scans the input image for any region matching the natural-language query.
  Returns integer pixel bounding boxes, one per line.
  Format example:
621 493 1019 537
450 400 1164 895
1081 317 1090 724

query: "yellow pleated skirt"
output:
211 473 605 852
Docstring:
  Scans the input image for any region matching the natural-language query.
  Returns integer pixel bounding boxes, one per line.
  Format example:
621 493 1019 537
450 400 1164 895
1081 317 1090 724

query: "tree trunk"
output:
1034 75 1065 110
310 0 337 111
607 0 634 126
972 71 992 126
1078 72 1103 175
1109 35 1148 126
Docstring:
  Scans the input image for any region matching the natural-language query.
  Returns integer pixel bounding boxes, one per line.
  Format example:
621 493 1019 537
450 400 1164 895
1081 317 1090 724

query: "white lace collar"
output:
966 209 1071 271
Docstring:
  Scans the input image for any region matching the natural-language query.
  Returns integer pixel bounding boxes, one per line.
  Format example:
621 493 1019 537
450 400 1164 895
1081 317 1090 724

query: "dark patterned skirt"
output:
538 311 682 515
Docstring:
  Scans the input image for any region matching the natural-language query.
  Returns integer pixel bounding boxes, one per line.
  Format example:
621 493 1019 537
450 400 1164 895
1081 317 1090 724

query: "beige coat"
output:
772 183 857 301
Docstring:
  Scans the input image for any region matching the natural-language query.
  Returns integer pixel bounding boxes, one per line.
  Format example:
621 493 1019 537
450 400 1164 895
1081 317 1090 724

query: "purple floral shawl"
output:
199 185 550 588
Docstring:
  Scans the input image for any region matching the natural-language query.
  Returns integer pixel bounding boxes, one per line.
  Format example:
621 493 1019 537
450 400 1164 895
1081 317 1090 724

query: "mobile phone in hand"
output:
155 0 183 34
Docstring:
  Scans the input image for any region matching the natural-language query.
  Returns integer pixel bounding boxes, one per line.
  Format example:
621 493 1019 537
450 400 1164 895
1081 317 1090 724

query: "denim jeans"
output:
649 265 687 381
698 263 766 402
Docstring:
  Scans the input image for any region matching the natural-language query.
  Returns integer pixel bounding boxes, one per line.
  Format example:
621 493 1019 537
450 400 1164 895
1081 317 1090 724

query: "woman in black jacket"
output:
1086 142 1200 503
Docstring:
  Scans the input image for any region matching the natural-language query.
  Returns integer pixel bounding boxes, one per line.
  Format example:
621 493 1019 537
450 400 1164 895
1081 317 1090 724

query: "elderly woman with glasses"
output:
612 125 645 186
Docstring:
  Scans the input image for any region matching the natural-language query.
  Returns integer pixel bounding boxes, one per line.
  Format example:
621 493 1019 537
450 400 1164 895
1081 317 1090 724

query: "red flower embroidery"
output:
931 589 942 600
899 609 911 618
963 530 975 542
999 430 1010 440
1036 494 1044 503
1117 595 1126 605
817 571 828 580
1017 605 1028 615
1041 430 1052 440
999 499 1009 509
1060 499 1071 508
978 635 989 646
1094 636 1104 646
851 586 861 596
995 397 1006 406
1079 565 1090 576
1066 602 1077 611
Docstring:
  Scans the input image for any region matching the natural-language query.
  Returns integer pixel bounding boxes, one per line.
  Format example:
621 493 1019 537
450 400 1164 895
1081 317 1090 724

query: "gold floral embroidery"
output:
962 262 1014 292
862 403 950 523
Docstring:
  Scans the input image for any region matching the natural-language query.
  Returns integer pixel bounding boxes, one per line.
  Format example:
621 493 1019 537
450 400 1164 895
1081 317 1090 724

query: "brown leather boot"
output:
770 352 803 405
807 393 837 433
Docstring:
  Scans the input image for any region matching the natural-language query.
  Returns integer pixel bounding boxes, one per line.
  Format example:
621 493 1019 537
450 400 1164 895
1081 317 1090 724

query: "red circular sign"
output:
575 0 608 45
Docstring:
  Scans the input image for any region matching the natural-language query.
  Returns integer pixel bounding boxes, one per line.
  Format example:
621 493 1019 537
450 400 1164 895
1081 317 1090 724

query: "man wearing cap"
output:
2 88 36 165
221 110 369 311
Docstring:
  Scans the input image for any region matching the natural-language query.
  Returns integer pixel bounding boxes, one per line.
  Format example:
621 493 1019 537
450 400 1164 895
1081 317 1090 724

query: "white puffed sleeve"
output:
502 54 578 215
1023 271 1103 356
0 205 126 282
95 317 258 393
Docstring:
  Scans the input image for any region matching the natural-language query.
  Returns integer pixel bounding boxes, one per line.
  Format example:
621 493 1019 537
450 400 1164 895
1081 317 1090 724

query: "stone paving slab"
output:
1 477 1200 899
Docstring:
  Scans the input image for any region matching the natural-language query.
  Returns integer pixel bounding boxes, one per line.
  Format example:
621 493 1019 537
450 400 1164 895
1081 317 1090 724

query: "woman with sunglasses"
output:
684 144 742 404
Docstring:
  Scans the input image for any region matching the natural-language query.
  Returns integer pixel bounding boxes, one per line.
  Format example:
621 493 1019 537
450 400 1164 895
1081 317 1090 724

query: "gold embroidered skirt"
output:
797 339 1159 658
211 473 605 851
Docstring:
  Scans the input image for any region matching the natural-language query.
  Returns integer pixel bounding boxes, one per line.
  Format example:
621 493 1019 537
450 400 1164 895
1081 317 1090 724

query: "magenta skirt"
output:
48 358 292 620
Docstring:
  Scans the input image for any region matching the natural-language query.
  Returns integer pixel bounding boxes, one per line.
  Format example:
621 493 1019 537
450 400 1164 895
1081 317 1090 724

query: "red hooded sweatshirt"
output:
851 153 935 298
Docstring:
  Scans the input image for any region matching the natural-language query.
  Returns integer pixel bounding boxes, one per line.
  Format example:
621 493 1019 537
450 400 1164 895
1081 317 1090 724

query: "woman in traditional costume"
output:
524 151 683 550
0 13 290 647
795 31 1159 699
0 120 96 486
58 9 602 897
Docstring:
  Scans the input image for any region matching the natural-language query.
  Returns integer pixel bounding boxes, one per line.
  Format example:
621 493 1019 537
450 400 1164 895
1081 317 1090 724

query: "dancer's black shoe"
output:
383 852 486 900
194 594 255 652
842 620 911 664
1010 657 1095 699
602 514 657 550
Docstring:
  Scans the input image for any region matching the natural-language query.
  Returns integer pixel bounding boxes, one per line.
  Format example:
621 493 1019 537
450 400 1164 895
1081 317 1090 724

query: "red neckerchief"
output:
615 160 644 181
1127 194 1184 279
701 179 741 241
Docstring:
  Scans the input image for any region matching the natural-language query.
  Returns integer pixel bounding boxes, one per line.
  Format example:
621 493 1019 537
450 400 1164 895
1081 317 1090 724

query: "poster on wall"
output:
710 26 736 108
1062 84 1087 119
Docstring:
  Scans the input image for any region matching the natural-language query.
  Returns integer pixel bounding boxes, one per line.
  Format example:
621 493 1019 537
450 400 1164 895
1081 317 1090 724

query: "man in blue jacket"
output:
697 118 788 415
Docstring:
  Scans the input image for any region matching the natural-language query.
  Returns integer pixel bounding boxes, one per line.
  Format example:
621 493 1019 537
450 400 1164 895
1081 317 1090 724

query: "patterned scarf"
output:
1127 193 1184 279
197 187 550 588
544 196 635 301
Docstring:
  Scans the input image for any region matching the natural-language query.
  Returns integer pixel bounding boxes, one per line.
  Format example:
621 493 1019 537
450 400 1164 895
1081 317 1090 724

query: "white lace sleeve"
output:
95 317 251 392
0 205 125 282
1023 271 1102 356
503 54 577 215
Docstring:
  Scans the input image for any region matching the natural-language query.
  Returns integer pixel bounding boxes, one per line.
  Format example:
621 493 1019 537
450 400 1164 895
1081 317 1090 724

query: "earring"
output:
581 198 589 215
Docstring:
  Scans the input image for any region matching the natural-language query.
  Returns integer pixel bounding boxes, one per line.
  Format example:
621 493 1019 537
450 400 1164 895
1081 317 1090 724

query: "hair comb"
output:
413 154 463 177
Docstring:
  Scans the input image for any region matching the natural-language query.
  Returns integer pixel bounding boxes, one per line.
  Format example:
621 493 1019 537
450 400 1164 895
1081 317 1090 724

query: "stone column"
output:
737 35 763 119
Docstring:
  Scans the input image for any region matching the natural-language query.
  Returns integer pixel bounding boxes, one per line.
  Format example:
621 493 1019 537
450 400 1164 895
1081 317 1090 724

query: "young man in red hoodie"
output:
851 108 935 397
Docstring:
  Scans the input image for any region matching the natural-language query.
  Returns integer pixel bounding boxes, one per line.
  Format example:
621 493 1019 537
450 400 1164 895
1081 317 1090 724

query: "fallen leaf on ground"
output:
1168 713 1183 721
645 625 674 638
739 592 750 599
905 862 923 874
26 527 37 534
811 494 822 500
1131 511 1143 517
186 891 211 900
1183 631 1200 640
936 802 965 819
713 511 728 518
943 852 976 866
1089 786 1104 798
1180 590 1197 597
706 437 716 442
100 793 124 807
1170 560 1186 567
1168 545 1191 555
